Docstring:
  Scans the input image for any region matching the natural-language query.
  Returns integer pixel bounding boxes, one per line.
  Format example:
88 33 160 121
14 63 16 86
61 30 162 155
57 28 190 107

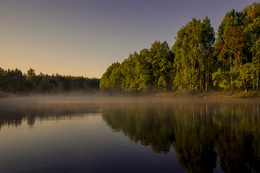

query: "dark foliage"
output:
0 67 100 94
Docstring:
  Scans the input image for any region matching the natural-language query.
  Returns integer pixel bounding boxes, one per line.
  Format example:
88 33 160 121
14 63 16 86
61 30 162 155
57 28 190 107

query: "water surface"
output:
0 97 259 173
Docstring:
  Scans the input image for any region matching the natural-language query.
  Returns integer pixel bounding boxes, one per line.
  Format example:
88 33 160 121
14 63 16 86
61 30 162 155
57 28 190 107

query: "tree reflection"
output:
102 105 176 153
101 101 260 173
213 103 260 173
0 103 100 129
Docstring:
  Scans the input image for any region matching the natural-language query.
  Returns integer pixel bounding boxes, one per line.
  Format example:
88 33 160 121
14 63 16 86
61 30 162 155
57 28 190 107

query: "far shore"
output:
0 90 260 99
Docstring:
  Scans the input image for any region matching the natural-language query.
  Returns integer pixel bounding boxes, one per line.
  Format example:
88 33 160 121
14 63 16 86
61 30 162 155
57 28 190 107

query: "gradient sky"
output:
0 0 256 78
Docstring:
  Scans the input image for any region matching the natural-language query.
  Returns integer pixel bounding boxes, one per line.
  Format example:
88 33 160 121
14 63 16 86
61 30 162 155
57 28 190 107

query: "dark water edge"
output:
0 98 260 173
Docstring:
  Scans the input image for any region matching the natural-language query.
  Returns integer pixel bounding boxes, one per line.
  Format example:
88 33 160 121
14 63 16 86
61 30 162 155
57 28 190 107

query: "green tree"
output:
212 68 231 90
149 41 174 90
100 62 121 91
100 41 174 92
214 9 246 91
172 17 215 92
245 17 260 90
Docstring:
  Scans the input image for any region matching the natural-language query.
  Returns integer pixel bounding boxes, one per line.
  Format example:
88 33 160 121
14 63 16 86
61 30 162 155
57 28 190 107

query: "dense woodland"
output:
1 2 259 95
0 68 99 94
100 2 260 93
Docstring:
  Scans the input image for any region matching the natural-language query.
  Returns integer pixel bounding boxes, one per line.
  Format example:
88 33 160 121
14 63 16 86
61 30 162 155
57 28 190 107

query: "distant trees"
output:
0 67 99 94
0 68 26 93
101 2 260 93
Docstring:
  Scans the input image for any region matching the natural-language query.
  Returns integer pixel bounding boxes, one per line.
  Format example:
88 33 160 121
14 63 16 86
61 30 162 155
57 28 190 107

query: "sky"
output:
0 0 257 78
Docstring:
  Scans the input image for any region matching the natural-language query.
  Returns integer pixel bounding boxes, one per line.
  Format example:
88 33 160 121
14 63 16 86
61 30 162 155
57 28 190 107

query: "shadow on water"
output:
101 101 260 173
0 97 260 173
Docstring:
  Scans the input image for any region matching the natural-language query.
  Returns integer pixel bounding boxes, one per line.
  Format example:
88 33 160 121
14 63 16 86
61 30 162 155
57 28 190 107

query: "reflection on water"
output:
0 101 100 129
101 101 260 173
0 99 260 173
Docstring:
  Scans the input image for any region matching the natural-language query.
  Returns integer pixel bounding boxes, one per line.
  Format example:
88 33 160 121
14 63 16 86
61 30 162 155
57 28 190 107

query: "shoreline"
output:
0 90 260 99
154 91 260 98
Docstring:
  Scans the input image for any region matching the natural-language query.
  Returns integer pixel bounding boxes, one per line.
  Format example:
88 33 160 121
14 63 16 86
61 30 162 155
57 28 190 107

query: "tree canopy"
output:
101 2 260 93
100 41 175 92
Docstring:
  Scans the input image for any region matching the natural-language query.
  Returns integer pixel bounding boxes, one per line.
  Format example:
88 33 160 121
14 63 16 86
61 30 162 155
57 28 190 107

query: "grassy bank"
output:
154 91 260 98
1 90 260 99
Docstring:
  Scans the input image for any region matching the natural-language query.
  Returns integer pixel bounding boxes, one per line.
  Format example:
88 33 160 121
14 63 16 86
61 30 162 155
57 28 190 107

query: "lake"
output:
0 97 260 173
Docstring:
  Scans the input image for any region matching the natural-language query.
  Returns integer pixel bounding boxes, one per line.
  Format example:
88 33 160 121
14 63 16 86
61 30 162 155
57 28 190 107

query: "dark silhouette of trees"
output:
0 67 99 94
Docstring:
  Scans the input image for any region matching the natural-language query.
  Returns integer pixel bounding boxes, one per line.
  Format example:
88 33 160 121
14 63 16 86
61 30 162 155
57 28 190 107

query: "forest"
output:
100 2 260 93
0 67 99 94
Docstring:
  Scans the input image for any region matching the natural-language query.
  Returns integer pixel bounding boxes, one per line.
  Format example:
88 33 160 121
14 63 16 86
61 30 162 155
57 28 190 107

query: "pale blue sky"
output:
0 0 256 78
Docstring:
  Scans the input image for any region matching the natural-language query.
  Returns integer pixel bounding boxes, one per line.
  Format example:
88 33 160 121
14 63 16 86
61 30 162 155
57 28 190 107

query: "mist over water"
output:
0 96 260 173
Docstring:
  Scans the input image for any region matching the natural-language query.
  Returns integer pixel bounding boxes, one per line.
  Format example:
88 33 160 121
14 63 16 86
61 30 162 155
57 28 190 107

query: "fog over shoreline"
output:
0 93 259 107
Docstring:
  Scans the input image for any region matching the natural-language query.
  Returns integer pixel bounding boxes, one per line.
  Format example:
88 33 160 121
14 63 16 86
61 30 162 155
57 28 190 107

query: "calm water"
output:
0 97 260 173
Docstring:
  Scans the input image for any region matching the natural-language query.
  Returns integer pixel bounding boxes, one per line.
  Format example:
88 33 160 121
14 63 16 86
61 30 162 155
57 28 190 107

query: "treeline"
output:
100 2 260 93
0 67 99 93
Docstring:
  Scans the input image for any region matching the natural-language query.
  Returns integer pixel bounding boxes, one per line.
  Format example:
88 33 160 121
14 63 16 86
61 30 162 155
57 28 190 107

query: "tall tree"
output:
150 41 174 90
172 17 214 92
214 9 246 91
245 17 260 90
200 17 215 91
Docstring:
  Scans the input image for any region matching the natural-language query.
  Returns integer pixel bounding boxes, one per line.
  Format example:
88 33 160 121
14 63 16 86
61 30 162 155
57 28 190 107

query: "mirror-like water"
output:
0 98 259 173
